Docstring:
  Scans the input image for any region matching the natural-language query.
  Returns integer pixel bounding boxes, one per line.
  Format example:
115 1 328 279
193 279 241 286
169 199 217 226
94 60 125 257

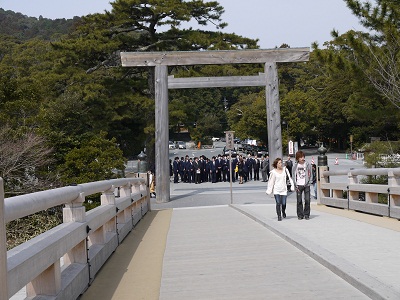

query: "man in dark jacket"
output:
173 157 180 183
253 156 260 180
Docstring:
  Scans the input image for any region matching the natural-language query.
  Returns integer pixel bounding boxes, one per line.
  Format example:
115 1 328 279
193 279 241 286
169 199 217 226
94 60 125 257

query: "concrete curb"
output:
230 204 400 300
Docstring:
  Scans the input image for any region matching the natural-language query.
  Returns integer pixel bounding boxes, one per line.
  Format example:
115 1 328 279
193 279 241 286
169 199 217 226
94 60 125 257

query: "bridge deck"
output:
80 180 400 300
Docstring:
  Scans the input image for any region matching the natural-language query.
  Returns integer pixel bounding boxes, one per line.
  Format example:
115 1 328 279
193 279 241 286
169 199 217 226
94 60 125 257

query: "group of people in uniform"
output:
171 153 270 184
170 150 317 222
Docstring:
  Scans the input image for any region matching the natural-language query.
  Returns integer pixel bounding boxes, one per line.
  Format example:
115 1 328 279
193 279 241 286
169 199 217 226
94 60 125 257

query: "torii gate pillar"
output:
265 62 282 164
154 65 170 201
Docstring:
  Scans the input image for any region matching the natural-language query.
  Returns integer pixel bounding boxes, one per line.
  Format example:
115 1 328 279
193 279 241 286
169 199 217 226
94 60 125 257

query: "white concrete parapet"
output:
3 176 149 300
319 167 400 219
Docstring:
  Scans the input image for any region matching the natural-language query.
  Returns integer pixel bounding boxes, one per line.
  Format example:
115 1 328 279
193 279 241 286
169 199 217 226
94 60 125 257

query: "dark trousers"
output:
211 171 217 183
254 169 259 180
222 170 228 182
296 185 310 218
217 168 222 182
230 170 235 182
195 172 201 184
174 171 179 183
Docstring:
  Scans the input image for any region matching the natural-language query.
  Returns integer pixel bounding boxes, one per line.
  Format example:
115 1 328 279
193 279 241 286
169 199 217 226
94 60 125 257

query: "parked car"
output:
257 146 268 157
176 141 186 149
223 146 237 156
212 137 220 142
169 141 176 149
242 144 255 153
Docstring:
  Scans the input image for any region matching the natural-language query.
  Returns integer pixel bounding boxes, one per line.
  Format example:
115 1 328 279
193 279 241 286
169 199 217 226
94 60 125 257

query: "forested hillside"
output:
0 8 78 40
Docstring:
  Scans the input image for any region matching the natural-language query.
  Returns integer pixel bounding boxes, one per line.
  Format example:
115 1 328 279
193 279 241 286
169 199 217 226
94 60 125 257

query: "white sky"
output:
0 0 366 49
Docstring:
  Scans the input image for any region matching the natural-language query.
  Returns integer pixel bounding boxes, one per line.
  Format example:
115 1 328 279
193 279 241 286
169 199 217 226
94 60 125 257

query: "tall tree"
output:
332 0 400 109
0 126 55 194
51 0 258 165
59 132 126 184
226 91 267 143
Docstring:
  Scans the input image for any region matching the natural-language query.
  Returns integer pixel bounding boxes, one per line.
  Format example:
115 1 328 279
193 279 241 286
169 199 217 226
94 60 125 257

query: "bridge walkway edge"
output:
232 203 400 300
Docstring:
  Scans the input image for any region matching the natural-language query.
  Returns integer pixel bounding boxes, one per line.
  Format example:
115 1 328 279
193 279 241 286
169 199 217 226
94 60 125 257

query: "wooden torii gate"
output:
121 48 309 202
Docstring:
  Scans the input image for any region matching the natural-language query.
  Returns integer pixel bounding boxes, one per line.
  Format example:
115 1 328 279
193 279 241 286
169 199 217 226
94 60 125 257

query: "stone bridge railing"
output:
318 166 400 219
0 175 149 300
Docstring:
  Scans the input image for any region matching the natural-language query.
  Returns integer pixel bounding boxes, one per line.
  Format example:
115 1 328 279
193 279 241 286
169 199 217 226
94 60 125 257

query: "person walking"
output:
293 150 313 220
266 158 294 221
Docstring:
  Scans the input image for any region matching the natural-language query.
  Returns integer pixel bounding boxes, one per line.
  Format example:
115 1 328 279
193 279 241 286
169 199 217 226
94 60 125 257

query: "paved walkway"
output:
80 173 400 300
160 205 368 299
158 203 400 299
82 203 400 299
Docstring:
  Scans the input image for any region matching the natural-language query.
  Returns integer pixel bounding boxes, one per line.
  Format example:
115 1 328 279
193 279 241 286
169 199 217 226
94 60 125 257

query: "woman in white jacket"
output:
266 158 294 221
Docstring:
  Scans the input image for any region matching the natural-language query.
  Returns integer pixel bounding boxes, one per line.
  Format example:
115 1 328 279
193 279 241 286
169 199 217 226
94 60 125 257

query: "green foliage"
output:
6 206 63 250
59 132 126 184
324 1 400 109
190 113 223 143
226 91 267 143
359 175 389 204
362 141 400 168
0 9 77 41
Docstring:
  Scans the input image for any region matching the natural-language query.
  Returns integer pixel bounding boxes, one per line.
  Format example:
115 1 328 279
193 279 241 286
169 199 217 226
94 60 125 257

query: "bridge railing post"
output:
63 192 87 266
388 171 400 217
100 186 117 238
26 260 61 297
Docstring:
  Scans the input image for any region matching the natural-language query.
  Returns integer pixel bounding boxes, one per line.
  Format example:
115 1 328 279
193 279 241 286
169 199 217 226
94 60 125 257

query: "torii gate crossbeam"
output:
121 48 310 202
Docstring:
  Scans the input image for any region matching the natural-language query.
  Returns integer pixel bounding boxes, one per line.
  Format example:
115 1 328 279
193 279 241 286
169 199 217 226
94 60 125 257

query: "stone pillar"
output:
63 192 87 269
317 145 328 204
265 62 282 166
317 145 328 167
155 65 170 202
119 183 132 198
101 188 117 235
63 192 86 223
27 261 61 297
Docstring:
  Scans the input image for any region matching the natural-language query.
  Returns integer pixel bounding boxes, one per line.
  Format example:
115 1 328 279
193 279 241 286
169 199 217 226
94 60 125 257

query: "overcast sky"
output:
0 0 366 49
